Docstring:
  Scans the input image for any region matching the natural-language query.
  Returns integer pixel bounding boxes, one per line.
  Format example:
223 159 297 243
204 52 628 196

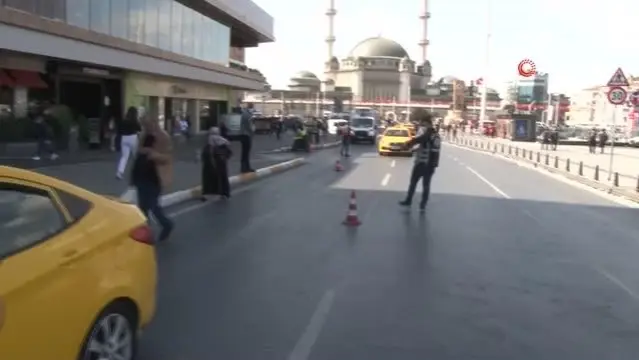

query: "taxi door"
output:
0 177 89 360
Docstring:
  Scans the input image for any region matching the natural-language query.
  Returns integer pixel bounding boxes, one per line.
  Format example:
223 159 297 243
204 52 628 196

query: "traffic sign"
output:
607 68 630 87
608 86 627 105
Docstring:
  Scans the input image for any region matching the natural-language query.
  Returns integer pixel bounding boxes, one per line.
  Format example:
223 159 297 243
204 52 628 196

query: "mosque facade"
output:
244 0 502 119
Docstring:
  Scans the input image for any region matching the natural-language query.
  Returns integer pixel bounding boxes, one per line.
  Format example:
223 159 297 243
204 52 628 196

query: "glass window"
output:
192 12 202 60
170 1 182 53
157 0 171 51
66 0 89 29
128 0 145 43
202 18 213 62
181 6 194 57
4 0 35 13
35 0 64 19
89 0 110 34
110 0 128 39
216 24 230 64
144 0 158 47
0 183 66 259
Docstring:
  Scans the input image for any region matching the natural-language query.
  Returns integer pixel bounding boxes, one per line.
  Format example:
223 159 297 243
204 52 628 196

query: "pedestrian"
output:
130 115 174 242
588 128 597 153
339 123 353 157
598 129 608 154
200 127 232 201
116 107 141 179
399 112 441 212
31 110 59 161
239 104 255 173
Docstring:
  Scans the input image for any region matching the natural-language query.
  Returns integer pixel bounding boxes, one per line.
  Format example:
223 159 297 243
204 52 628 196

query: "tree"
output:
410 107 432 122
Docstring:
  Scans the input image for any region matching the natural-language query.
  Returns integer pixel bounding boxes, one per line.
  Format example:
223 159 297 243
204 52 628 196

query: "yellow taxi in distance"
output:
0 165 157 360
378 127 414 156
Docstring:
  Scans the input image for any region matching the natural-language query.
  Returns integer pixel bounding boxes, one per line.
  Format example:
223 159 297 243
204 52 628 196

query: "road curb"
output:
261 141 341 154
448 139 639 204
119 157 306 206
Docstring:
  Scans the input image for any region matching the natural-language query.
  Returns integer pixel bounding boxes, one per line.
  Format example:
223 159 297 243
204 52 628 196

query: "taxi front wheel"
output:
78 302 138 360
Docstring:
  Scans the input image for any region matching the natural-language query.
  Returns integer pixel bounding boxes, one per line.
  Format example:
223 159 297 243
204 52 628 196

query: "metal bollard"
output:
565 158 570 172
515 147 519 156
545 153 549 165
613 172 619 187
522 149 526 158
636 176 639 192
501 144 505 153
529 150 533 160
554 156 559 168
594 165 599 181
508 145 512 155
579 161 583 176
536 152 541 163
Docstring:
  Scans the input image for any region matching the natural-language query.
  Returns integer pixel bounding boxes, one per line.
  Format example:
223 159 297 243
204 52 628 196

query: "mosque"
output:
244 0 502 119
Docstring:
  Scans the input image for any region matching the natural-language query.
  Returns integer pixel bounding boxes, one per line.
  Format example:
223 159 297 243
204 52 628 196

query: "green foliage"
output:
410 108 432 123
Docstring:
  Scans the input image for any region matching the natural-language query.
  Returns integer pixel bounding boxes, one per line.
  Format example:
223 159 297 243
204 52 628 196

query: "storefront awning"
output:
8 69 47 89
0 70 14 87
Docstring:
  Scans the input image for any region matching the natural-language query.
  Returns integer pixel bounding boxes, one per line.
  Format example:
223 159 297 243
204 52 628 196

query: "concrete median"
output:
449 136 639 203
120 157 306 207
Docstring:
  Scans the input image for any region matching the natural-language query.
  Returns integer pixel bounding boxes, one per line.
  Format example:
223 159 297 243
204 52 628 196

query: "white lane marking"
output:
594 267 639 302
464 165 511 199
448 143 639 209
167 182 258 217
287 289 336 360
390 160 396 168
381 173 391 186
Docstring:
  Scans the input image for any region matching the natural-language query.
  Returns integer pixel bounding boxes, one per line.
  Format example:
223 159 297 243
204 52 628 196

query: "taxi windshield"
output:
384 129 409 137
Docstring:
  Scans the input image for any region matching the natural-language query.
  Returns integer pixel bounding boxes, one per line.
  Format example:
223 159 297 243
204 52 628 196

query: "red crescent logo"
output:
518 59 537 77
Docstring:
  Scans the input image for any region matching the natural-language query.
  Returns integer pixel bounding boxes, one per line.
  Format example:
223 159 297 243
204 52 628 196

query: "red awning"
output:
0 70 14 87
8 70 48 89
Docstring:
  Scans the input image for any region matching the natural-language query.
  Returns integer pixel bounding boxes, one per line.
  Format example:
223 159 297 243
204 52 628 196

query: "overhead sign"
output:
608 86 627 105
607 68 630 87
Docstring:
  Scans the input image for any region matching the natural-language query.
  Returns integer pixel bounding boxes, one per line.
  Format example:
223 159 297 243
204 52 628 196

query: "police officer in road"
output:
399 113 441 212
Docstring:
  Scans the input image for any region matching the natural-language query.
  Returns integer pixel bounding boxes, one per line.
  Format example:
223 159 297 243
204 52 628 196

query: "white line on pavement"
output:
594 266 639 302
390 160 396 168
287 289 336 360
381 173 391 186
464 165 511 199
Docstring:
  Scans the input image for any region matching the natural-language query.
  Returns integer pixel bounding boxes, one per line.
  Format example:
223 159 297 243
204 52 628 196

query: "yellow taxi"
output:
0 166 157 360
378 127 414 156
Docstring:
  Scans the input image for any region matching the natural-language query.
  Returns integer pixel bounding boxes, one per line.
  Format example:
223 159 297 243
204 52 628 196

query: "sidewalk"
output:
452 135 639 192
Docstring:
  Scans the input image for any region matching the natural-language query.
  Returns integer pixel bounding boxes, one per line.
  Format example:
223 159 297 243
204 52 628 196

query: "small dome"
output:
292 71 318 79
439 76 459 84
348 37 409 59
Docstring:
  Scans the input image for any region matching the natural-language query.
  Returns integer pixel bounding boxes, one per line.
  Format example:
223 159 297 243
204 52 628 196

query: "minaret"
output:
325 0 336 60
418 0 430 62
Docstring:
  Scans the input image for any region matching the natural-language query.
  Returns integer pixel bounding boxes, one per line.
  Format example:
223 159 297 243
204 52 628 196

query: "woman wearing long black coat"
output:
201 127 232 201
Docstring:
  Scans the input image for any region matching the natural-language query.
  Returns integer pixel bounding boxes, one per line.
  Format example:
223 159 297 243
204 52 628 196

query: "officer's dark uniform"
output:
399 122 441 211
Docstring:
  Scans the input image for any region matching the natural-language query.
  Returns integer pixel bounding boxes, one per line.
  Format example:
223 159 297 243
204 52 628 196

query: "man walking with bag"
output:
130 115 174 242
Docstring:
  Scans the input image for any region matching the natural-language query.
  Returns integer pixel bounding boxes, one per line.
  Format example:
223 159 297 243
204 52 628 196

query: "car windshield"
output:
351 118 374 128
384 129 409 137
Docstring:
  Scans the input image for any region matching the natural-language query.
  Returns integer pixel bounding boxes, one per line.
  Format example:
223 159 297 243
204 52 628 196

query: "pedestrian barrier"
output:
449 136 639 203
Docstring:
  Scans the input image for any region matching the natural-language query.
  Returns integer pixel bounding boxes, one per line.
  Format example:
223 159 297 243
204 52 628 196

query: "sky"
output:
246 0 639 96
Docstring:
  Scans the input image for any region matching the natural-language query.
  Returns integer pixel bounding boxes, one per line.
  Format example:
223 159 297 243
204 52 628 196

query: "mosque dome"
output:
348 37 409 59
292 71 318 80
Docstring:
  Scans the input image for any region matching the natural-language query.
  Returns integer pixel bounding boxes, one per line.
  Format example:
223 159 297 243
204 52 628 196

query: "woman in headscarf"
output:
201 127 232 201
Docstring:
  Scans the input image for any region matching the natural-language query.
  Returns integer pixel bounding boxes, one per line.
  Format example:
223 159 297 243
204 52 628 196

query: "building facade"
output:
0 0 273 137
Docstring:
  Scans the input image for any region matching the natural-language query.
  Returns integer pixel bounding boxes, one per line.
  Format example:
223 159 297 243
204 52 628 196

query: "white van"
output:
349 116 377 144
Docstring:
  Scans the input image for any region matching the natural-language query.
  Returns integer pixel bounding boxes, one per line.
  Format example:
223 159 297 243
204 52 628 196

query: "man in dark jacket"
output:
399 113 441 212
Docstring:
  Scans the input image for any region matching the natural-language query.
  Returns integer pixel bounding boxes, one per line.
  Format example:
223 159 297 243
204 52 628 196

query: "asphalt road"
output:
138 142 639 360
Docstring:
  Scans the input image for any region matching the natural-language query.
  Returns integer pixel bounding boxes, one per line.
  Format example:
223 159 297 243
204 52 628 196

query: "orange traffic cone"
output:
334 160 344 172
342 190 361 226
